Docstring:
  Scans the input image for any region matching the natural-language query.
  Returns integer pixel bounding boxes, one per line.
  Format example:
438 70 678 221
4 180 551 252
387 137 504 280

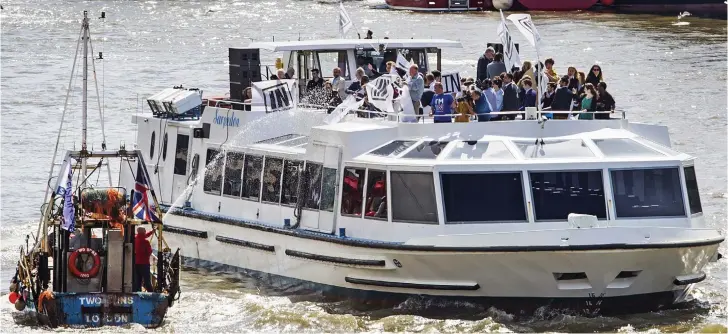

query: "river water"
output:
1 0 726 332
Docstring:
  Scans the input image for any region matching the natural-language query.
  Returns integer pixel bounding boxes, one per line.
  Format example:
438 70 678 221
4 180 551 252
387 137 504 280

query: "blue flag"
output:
61 166 75 232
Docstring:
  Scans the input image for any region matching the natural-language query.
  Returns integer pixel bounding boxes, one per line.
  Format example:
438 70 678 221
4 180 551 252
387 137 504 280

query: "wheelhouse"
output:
246 39 463 95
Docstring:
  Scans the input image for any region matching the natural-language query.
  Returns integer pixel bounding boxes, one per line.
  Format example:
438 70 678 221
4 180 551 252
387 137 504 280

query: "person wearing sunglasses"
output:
585 65 604 86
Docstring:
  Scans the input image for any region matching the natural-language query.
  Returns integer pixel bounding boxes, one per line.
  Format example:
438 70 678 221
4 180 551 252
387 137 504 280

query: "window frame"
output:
609 166 687 219
390 170 439 224
150 131 156 159
440 171 529 224
280 159 304 207
340 166 366 218
261 156 284 204
683 165 703 216
203 148 223 196
221 151 245 198
363 169 388 221
173 134 189 176
528 169 608 222
241 154 264 202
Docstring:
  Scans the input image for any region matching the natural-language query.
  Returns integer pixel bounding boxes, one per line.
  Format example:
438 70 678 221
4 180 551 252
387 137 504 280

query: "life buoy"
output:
68 248 101 279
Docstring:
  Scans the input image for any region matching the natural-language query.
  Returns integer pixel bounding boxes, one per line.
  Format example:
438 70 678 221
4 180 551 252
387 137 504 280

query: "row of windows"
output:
203 149 336 212
341 167 702 224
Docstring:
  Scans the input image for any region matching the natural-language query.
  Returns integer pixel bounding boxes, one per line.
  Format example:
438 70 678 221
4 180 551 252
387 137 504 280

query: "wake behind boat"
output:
131 27 723 315
9 11 181 328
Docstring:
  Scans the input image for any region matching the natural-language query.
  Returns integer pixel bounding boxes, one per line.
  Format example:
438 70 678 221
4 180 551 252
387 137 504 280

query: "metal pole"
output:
81 11 89 185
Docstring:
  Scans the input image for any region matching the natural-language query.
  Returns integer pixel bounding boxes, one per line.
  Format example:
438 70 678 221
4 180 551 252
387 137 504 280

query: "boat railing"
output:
198 97 626 122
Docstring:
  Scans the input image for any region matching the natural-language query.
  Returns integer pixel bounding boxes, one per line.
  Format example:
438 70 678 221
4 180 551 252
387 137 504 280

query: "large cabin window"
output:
391 171 438 224
304 162 323 210
341 167 365 216
223 152 244 197
364 170 387 220
317 51 349 79
241 155 263 201
203 149 222 195
611 168 685 218
684 166 702 215
441 173 527 223
321 167 337 212
281 160 303 205
530 170 607 221
174 134 189 175
262 157 283 203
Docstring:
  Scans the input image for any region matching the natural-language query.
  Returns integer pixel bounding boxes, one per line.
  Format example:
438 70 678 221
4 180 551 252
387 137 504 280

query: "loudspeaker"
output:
229 47 261 101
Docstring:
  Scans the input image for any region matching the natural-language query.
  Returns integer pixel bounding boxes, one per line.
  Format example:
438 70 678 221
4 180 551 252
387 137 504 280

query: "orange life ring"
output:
68 248 101 279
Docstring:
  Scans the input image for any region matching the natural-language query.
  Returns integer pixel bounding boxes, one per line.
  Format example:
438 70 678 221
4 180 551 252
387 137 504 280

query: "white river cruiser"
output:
122 38 724 316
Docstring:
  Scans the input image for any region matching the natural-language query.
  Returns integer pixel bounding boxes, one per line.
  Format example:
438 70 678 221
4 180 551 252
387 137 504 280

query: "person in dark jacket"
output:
585 64 604 86
519 79 537 111
501 73 520 119
476 47 495 82
550 77 574 119
541 82 556 109
595 81 615 119
134 227 154 292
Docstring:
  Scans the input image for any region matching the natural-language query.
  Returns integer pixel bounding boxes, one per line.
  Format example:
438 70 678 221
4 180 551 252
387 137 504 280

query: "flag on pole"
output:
61 165 75 233
395 53 411 72
132 161 160 222
538 66 550 110
338 2 353 38
506 13 543 49
498 10 521 73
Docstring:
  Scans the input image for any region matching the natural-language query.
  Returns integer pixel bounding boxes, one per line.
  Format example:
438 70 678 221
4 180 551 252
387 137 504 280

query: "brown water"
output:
1 0 726 332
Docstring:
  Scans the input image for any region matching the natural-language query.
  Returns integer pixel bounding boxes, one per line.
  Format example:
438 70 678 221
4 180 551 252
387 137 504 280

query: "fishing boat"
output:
128 32 724 316
8 11 181 328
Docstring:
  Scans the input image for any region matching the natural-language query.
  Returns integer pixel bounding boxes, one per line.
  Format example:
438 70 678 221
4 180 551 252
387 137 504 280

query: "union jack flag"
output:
132 161 160 222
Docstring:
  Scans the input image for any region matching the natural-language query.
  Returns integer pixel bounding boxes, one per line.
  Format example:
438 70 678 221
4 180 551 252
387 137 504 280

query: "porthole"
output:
150 131 156 159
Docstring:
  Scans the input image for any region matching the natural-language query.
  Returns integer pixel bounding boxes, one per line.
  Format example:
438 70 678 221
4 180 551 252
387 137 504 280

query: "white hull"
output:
161 210 720 314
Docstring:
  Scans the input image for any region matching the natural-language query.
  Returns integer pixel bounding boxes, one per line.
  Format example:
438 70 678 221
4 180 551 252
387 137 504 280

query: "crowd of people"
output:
286 46 616 122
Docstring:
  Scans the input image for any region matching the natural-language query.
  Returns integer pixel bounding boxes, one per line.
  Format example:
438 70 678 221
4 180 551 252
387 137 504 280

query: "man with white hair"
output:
134 226 155 292
407 64 424 116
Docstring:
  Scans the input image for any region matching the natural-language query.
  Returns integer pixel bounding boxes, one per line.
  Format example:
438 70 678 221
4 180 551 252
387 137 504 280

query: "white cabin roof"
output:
247 39 463 52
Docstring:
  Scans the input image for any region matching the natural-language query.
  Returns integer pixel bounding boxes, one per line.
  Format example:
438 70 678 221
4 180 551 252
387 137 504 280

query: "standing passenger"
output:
134 227 155 292
486 53 507 80
429 82 454 123
407 64 425 115
477 46 495 82
331 67 347 100
501 73 520 119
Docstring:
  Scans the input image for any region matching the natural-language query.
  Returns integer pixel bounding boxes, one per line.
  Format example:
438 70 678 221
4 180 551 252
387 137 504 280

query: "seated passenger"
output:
365 180 387 218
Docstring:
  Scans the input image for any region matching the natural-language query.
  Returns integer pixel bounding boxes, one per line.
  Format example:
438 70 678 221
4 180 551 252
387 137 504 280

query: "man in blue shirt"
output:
429 82 454 123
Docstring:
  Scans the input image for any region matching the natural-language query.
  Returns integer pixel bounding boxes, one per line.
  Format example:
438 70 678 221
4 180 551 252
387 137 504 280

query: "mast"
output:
81 10 89 184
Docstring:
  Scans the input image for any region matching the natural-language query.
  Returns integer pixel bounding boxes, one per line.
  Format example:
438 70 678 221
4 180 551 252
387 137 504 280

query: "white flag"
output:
251 79 298 113
441 72 461 94
397 85 417 123
498 10 522 73
395 53 411 72
507 13 542 49
338 2 353 38
365 75 395 114
324 95 364 125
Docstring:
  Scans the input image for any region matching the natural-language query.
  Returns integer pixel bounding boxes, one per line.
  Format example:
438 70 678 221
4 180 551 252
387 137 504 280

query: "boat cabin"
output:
229 39 462 100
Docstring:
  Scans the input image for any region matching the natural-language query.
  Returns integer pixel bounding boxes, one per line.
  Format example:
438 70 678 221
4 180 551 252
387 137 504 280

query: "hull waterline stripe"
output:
285 249 386 267
161 206 725 252
673 272 706 285
345 277 480 291
216 236 275 253
163 225 208 238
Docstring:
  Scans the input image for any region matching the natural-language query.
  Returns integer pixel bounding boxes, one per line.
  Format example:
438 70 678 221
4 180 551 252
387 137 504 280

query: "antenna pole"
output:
81 11 89 185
